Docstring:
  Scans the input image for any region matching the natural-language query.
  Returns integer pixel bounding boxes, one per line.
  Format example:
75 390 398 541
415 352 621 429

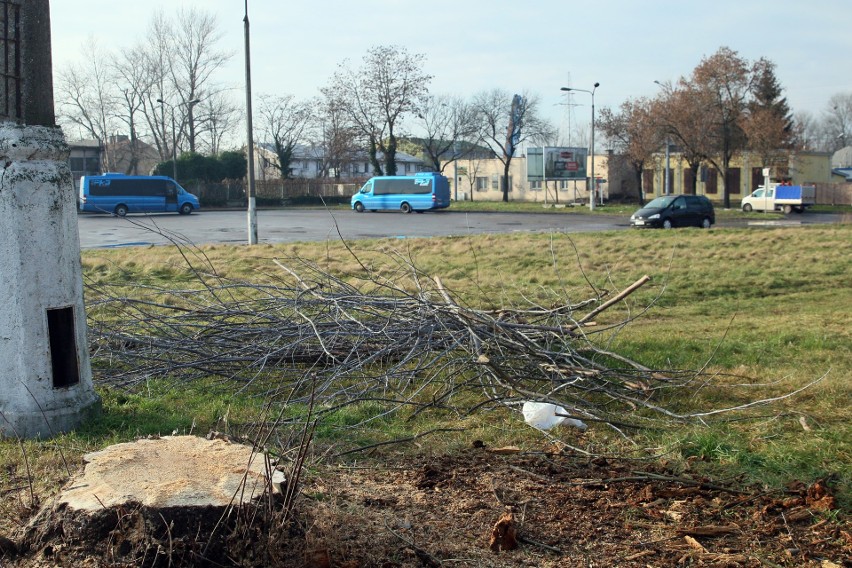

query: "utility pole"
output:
244 0 258 245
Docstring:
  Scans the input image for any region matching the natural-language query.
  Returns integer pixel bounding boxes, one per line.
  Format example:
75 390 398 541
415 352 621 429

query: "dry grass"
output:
3 224 849 527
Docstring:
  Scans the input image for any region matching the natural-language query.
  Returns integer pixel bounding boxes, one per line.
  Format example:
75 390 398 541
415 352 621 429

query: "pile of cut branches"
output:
84 250 810 446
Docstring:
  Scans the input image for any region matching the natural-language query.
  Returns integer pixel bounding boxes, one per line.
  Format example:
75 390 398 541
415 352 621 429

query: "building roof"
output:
832 146 852 168
832 168 852 181
68 139 101 149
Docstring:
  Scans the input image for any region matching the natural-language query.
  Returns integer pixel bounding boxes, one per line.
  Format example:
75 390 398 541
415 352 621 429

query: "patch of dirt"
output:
1 444 849 567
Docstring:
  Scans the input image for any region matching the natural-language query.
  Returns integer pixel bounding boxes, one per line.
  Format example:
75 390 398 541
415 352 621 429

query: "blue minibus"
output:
351 172 450 213
79 173 201 216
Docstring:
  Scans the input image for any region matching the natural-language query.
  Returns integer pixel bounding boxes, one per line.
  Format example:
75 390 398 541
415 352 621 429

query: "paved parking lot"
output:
76 208 843 249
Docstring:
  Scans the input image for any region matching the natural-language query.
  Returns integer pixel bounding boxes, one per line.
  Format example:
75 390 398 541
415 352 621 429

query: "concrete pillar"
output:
0 0 100 438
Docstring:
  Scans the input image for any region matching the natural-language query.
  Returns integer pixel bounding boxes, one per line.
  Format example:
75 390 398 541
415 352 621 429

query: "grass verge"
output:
1 223 849 534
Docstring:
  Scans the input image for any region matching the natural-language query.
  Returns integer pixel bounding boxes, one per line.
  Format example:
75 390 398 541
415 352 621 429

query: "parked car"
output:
630 195 715 229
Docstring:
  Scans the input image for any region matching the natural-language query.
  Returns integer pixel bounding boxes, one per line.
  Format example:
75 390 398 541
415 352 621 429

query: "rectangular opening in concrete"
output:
47 306 80 388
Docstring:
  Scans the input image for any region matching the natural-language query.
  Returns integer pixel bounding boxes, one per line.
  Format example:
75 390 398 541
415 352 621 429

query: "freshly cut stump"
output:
10 436 287 566
59 435 281 510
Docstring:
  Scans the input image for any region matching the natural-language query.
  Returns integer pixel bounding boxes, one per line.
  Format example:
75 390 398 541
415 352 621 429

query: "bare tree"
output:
257 94 313 180
598 98 660 203
473 89 555 202
742 106 790 169
689 46 752 208
167 7 232 154
130 10 178 162
791 110 821 151
326 45 432 176
55 37 120 171
823 92 852 151
310 95 360 179
194 90 240 156
414 94 479 172
111 44 157 174
655 83 718 195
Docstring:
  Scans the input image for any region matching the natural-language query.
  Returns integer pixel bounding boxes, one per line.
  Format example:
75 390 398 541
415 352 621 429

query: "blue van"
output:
79 173 201 216
351 172 451 213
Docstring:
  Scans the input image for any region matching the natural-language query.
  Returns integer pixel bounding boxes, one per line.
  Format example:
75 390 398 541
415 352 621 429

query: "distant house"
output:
450 151 621 203
67 140 101 189
642 148 832 202
832 145 852 168
253 143 427 181
66 136 161 189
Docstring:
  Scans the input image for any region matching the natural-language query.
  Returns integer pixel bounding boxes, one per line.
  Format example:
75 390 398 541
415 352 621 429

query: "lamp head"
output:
593 82 600 88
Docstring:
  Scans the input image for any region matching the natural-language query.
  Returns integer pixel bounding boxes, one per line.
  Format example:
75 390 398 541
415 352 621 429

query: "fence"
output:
815 183 852 206
185 179 364 207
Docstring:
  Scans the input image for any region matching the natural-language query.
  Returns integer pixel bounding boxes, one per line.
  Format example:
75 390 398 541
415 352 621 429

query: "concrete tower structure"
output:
0 0 100 438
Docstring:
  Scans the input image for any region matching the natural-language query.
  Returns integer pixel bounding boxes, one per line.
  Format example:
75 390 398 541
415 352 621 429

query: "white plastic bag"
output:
521 401 588 431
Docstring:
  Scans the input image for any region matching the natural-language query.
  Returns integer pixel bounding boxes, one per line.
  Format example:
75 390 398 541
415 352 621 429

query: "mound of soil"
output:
1 443 849 567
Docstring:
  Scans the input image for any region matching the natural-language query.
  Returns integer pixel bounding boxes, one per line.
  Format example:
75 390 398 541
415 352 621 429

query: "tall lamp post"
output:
561 83 599 210
654 80 671 195
244 0 258 245
156 98 200 181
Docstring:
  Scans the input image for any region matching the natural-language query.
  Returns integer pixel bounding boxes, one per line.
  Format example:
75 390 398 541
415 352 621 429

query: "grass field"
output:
2 222 850 527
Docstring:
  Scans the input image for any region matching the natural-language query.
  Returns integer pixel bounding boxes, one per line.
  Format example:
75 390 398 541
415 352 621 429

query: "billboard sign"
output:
527 147 588 181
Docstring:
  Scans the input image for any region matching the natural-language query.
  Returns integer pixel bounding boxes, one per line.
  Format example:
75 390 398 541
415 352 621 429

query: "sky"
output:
49 0 852 144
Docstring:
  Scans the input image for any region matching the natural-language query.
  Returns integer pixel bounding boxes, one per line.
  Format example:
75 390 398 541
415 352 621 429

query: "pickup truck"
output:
741 184 816 214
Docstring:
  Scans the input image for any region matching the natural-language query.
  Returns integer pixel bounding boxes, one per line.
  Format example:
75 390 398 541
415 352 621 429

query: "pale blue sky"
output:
50 0 852 141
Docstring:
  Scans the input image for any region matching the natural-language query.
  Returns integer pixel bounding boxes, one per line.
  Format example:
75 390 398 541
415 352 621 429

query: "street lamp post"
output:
244 0 258 245
156 98 200 182
654 80 671 195
561 83 599 210
452 140 459 201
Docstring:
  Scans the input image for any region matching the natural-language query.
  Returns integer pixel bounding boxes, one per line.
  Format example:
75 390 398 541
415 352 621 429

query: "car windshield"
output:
644 196 677 209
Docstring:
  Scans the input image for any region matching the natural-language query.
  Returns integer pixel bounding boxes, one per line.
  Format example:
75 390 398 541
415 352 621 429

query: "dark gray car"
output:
630 195 715 229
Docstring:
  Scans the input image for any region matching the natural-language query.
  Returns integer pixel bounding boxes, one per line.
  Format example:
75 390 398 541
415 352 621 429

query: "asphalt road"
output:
76 208 843 249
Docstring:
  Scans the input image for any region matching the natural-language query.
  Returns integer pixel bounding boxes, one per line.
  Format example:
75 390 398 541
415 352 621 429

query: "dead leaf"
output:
806 480 838 511
799 416 811 431
489 511 518 552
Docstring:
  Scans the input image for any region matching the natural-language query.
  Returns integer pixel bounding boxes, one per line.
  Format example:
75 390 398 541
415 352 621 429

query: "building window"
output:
643 169 655 193
684 168 696 195
475 176 488 191
491 175 499 190
705 168 718 194
530 180 542 190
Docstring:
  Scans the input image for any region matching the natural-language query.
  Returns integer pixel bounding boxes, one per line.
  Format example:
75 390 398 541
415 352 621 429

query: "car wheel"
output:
701 217 712 229
783 205 793 214
179 203 193 215
662 218 673 229
114 204 128 217
354 202 365 213
400 202 412 214
742 203 753 212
